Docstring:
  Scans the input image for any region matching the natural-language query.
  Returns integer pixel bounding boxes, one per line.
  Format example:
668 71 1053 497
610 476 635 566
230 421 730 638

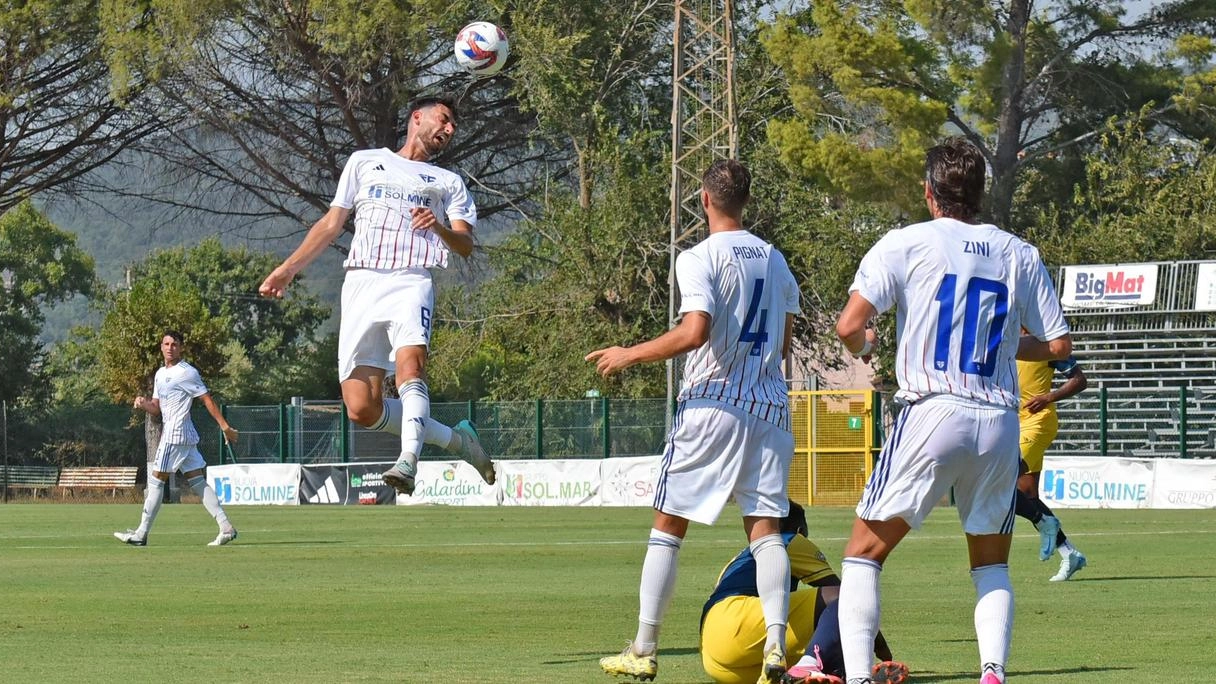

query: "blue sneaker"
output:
1037 515 1060 561
453 420 495 485
1050 550 1087 581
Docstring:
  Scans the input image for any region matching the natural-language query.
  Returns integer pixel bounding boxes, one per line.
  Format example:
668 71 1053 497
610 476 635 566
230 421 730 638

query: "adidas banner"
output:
300 464 398 505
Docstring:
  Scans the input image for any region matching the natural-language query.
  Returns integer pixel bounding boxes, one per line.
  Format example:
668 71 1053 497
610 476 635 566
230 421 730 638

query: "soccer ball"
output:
454 22 509 77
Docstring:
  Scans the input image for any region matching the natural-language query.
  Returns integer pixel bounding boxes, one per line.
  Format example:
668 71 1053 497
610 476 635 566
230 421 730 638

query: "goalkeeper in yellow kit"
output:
699 502 907 684
1014 354 1089 581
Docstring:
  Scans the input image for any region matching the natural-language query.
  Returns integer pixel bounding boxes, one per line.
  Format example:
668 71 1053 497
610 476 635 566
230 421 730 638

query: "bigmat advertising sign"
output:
396 461 500 506
498 459 601 506
1061 264 1157 309
300 463 397 505
206 463 301 506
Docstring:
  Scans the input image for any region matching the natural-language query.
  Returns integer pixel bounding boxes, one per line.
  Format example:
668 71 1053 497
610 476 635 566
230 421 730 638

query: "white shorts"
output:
857 395 1019 535
151 442 207 475
654 400 794 526
338 268 434 382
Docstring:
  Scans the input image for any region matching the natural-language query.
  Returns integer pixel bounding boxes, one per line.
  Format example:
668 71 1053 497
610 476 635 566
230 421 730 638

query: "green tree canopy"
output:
91 238 334 404
764 0 1216 228
97 279 229 402
0 202 95 403
1027 112 1216 265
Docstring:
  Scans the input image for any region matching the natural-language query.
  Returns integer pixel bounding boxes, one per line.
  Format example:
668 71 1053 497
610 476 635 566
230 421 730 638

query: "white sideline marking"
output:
6 527 1216 550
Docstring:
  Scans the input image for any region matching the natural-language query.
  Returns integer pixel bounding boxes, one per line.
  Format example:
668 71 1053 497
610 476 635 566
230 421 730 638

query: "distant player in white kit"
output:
114 330 239 547
833 138 1073 684
258 95 494 495
588 159 801 684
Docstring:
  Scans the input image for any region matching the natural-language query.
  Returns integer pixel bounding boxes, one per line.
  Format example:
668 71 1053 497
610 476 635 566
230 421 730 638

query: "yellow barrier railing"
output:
788 390 878 506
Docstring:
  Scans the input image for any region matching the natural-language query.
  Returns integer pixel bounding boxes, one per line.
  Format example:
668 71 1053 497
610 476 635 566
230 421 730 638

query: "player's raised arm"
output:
259 206 350 298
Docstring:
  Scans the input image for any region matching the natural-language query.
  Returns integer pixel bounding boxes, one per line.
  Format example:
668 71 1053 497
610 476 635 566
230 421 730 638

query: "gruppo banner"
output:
207 463 301 506
1194 262 1216 312
1061 264 1157 309
497 459 601 506
1040 456 1153 509
599 455 662 506
1149 459 1216 509
397 460 500 506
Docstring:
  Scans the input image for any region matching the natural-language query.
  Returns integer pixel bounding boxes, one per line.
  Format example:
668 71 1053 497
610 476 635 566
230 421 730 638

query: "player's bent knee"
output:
345 402 382 427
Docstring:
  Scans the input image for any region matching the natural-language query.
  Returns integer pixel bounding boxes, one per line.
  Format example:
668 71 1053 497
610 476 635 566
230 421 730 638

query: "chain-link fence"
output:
213 398 672 465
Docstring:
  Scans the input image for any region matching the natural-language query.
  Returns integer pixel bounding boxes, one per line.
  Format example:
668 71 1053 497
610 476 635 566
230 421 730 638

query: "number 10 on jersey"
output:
933 274 1008 377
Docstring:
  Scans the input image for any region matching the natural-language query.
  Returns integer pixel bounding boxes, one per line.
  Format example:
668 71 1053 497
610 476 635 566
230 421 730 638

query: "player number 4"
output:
739 278 769 357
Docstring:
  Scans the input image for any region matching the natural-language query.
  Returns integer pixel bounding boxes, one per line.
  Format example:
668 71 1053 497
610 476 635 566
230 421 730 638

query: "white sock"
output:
634 529 683 655
427 419 457 451
1058 540 1076 559
750 533 791 654
368 399 455 450
137 477 165 537
369 399 402 434
839 557 882 682
188 475 231 530
397 379 429 468
971 563 1013 674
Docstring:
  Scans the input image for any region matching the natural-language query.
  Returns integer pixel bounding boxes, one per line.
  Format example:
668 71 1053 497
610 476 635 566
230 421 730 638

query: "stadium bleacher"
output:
1052 261 1216 459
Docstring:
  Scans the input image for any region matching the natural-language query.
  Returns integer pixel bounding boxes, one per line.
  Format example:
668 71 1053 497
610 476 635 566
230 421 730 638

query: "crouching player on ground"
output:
700 502 908 684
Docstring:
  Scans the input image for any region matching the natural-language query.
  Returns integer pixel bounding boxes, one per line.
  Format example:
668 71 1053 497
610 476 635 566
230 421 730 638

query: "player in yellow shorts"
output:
700 502 907 684
1015 355 1088 581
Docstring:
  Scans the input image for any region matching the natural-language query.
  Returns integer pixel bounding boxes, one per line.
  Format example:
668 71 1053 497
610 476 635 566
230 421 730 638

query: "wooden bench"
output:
57 467 140 499
0 465 60 498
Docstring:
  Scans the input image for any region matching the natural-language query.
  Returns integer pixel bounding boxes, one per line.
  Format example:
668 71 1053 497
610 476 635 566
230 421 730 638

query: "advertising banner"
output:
497 460 601 507
396 461 500 506
1039 456 1154 509
1194 262 1216 311
301 463 398 505
1060 264 1157 309
207 463 301 506
599 455 662 507
1149 458 1216 509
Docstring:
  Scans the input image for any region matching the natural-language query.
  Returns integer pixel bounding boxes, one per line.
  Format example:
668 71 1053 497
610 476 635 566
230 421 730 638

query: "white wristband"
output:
852 339 873 358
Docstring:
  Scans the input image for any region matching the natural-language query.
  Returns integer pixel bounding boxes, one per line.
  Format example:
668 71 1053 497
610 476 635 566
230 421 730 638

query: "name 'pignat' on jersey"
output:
152 361 208 446
850 217 1069 409
331 148 477 271
676 230 801 429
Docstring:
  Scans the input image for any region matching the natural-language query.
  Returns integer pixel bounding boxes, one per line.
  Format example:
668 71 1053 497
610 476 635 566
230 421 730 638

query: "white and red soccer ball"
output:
454 22 509 77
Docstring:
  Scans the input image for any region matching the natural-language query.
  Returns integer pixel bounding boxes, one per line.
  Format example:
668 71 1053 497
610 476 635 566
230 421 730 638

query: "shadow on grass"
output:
544 645 700 665
911 666 1132 681
1064 574 1216 582
232 540 345 546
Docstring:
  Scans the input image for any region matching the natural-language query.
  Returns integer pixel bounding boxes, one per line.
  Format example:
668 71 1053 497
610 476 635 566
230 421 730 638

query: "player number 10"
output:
932 274 1008 377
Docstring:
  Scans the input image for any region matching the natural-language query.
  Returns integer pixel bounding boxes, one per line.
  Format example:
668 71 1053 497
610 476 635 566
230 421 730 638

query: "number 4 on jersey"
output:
740 278 769 356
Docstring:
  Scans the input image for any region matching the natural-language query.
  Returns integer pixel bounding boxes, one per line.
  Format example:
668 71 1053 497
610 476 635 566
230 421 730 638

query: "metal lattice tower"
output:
667 0 738 415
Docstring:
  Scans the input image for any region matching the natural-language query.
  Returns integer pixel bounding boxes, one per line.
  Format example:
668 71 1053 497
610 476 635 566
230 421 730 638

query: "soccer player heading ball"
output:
259 95 495 494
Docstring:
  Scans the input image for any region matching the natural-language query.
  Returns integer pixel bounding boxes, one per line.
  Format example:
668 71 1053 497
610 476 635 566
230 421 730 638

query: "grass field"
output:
1 503 1212 683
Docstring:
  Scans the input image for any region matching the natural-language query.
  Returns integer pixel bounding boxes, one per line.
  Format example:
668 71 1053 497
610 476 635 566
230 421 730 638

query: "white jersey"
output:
332 148 477 271
152 361 208 445
850 217 1069 408
676 230 801 430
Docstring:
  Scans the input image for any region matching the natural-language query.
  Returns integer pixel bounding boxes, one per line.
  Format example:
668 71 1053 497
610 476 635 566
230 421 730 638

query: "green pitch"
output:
1 504 1211 683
